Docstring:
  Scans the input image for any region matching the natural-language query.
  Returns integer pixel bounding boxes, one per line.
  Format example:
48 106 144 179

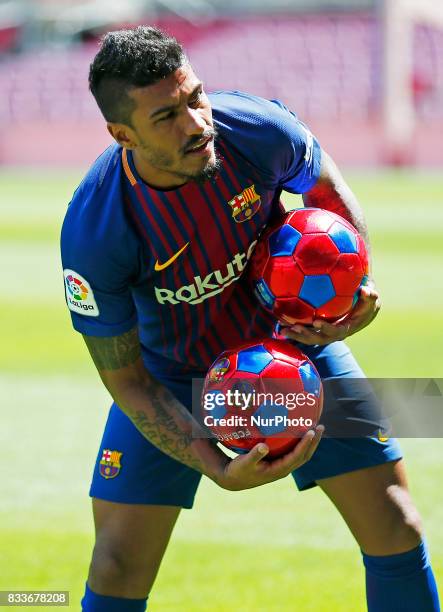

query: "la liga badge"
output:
64 269 99 317
99 449 123 479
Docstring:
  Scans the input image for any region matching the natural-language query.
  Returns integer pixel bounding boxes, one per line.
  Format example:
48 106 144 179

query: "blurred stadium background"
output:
1 0 442 610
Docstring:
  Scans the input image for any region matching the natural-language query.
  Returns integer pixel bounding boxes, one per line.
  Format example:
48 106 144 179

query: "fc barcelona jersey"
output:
61 91 322 373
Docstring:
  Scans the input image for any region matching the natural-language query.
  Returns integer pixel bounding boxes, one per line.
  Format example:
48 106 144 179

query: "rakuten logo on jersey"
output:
155 241 257 306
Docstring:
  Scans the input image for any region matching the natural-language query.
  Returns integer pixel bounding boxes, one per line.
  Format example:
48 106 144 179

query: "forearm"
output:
111 373 229 484
303 151 373 275
83 329 229 485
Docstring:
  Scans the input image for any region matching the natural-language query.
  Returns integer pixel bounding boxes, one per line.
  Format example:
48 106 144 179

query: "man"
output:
61 26 439 612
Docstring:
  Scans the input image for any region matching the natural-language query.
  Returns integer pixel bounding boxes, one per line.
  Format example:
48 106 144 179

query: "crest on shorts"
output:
99 449 123 479
377 428 390 443
228 185 261 223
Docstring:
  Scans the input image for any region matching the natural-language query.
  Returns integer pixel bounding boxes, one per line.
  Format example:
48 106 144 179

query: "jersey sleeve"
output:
211 91 322 194
270 99 322 194
60 168 139 338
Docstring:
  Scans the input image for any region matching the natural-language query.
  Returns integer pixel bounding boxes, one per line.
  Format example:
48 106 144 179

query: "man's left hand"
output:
280 284 381 346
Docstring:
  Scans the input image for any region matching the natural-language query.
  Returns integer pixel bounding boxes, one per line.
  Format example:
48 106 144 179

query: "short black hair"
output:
89 26 186 125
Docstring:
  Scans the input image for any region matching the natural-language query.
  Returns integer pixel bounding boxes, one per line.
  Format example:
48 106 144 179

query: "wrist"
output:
196 438 232 488
208 457 232 489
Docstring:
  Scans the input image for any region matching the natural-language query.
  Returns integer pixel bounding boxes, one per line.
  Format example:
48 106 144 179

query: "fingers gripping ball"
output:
202 339 323 458
249 208 369 325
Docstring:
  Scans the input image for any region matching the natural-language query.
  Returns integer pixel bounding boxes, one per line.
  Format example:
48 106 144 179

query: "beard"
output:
189 150 222 184
138 127 221 187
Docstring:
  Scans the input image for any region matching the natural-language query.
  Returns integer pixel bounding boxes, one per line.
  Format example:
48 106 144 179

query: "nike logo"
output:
154 242 190 271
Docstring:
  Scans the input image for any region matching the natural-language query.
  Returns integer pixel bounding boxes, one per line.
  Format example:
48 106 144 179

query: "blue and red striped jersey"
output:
61 91 322 373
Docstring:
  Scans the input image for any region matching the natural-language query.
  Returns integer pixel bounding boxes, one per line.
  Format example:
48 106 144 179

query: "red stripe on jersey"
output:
194 309 243 366
123 195 169 356
184 182 232 261
204 169 253 296
134 184 173 257
191 324 220 366
217 141 244 193
146 188 192 363
137 187 182 358
195 315 219 363
199 176 251 266
204 178 251 255
124 195 151 245
196 180 254 335
146 189 188 291
166 188 219 364
182 181 245 361
196 336 213 366
204 325 224 362
224 290 253 336
147 189 187 251
242 277 276 332
200 163 260 338
177 183 246 363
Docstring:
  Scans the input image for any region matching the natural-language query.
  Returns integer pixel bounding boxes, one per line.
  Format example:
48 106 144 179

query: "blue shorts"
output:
89 341 402 508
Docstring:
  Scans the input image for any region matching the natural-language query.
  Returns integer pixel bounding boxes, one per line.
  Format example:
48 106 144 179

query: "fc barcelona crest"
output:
228 185 261 223
99 449 123 479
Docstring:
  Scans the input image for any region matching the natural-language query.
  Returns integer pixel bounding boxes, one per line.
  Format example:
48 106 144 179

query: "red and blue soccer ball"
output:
249 208 369 325
202 339 323 458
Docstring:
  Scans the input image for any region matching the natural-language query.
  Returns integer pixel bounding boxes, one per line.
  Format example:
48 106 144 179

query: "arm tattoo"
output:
129 389 204 473
129 381 213 473
303 153 372 264
83 328 225 476
83 327 141 370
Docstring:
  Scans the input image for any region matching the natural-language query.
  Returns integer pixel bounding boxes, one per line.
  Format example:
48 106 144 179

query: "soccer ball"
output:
201 339 323 458
249 208 369 325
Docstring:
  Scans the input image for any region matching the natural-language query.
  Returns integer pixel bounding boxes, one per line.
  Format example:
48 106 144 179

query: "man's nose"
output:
183 107 207 135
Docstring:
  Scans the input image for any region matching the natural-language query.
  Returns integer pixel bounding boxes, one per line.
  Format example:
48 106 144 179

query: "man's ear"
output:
107 123 138 149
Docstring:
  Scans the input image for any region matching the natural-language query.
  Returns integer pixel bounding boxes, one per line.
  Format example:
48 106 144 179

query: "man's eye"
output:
190 92 203 107
157 113 174 122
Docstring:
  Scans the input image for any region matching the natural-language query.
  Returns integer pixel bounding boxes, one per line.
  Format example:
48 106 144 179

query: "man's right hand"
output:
216 425 324 491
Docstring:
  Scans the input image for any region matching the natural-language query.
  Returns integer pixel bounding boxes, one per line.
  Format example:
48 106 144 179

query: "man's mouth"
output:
184 135 214 155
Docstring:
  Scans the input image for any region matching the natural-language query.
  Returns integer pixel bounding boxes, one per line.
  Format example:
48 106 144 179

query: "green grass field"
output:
1 169 442 610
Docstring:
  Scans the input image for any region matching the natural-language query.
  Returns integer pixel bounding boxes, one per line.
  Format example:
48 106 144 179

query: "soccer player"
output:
61 26 440 612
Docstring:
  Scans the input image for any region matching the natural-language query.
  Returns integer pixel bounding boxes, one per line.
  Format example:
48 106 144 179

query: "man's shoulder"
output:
61 143 134 257
64 143 123 226
70 143 122 208
210 90 297 131
210 90 321 194
210 90 302 183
